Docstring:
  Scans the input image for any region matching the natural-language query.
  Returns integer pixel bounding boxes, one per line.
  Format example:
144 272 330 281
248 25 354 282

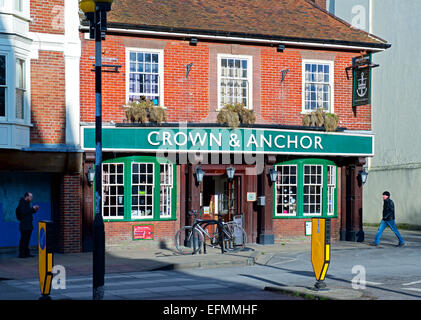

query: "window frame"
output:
273 158 337 219
274 164 298 217
125 47 165 107
159 163 173 218
301 59 334 113
217 54 253 110
102 162 125 220
0 53 7 119
131 162 155 220
99 156 176 222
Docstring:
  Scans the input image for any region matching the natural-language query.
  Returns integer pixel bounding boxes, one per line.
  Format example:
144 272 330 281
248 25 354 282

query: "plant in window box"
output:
302 108 339 132
125 97 166 124
217 103 256 128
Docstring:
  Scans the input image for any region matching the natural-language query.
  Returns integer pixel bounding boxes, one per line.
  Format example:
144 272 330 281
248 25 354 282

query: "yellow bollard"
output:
311 218 331 290
38 220 54 300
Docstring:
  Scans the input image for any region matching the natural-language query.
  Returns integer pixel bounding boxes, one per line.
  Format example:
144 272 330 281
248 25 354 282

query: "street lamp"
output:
79 0 113 301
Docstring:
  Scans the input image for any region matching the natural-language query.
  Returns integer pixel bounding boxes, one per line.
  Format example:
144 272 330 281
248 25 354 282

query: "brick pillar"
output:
59 174 82 253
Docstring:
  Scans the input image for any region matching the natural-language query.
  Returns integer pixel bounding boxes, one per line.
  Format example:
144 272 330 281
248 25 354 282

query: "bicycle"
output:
174 210 247 255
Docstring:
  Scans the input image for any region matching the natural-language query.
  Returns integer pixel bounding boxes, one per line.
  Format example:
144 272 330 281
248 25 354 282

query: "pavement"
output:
1 226 420 300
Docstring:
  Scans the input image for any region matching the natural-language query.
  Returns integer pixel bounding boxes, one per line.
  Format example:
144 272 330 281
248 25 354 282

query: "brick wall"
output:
30 0 65 34
30 51 66 144
273 217 340 242
104 221 179 248
80 34 371 131
59 174 82 253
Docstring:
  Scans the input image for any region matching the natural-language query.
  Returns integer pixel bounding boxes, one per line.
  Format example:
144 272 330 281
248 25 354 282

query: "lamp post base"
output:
93 286 104 300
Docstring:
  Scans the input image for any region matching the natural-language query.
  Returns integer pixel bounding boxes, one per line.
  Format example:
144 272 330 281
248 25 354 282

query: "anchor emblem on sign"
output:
356 72 368 97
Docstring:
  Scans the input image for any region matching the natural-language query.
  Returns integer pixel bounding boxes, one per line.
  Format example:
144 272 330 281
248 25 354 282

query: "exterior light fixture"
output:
277 44 285 52
268 167 278 183
195 165 205 184
359 168 368 184
87 164 96 186
226 166 235 181
189 38 198 46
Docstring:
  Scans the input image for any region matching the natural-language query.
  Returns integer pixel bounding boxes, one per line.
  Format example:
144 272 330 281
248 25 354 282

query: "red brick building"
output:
0 0 389 254
76 0 390 252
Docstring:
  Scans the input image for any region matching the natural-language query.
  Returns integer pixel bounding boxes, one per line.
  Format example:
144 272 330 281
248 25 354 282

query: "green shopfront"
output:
81 125 374 248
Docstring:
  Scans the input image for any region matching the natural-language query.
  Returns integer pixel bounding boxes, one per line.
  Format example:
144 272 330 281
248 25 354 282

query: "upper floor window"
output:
302 60 334 112
218 54 252 109
126 48 164 106
15 58 25 119
0 55 6 118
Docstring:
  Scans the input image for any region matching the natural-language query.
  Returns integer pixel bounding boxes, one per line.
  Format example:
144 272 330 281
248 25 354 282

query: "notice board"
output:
133 224 154 241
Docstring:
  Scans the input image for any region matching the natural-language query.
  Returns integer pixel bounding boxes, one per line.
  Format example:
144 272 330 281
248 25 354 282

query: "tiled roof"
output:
106 0 389 49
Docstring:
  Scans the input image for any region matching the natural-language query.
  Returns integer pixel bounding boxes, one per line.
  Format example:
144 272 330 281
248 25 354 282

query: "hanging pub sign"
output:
352 54 372 107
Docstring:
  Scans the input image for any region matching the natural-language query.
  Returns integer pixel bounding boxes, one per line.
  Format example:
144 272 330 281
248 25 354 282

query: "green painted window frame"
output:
99 155 177 222
273 158 337 219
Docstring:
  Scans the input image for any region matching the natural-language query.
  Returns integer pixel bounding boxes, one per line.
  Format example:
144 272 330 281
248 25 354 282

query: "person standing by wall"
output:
16 192 39 258
371 191 405 247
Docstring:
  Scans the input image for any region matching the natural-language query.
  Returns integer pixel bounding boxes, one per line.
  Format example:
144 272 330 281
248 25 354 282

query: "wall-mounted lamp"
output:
189 38 198 46
268 167 278 183
358 168 368 185
277 44 285 52
226 166 236 181
195 165 205 184
86 164 96 186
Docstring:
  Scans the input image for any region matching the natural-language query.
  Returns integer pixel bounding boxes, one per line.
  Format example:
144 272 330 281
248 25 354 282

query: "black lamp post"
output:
79 0 113 300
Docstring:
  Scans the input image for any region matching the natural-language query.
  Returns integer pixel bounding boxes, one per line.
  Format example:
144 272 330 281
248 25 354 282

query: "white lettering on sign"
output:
146 130 324 151
147 131 160 146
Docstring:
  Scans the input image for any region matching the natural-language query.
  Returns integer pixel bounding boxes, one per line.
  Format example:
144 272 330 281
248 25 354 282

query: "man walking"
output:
371 191 405 247
16 192 39 258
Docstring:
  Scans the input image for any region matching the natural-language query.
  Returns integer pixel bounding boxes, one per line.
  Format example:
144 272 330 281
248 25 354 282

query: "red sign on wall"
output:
133 224 154 240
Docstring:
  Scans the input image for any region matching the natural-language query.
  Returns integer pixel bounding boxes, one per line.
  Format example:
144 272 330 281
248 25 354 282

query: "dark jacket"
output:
16 198 36 230
382 198 395 221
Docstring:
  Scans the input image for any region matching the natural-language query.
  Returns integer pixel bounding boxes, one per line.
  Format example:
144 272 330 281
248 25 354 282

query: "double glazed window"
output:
218 55 252 109
303 60 334 112
274 160 337 218
127 49 163 106
101 157 175 221
15 58 25 119
0 54 28 121
0 55 6 117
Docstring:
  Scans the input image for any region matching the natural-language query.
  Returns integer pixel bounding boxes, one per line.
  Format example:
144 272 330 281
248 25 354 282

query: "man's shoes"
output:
369 242 378 246
397 242 406 247
18 255 27 258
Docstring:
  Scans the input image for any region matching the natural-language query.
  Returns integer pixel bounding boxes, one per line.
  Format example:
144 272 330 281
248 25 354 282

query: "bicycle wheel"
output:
224 222 247 252
174 226 204 255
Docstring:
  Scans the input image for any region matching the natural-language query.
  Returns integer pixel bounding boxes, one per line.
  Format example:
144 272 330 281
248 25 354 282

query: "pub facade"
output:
78 0 390 251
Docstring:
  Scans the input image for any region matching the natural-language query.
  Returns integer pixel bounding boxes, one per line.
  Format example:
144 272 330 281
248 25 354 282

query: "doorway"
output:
202 175 242 222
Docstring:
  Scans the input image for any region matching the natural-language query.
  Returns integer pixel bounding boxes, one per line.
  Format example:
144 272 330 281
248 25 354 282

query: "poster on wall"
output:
133 224 154 240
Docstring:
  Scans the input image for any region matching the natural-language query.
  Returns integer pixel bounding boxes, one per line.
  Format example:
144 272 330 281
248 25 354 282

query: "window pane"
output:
102 163 124 218
0 55 5 86
0 87 5 117
274 165 297 216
